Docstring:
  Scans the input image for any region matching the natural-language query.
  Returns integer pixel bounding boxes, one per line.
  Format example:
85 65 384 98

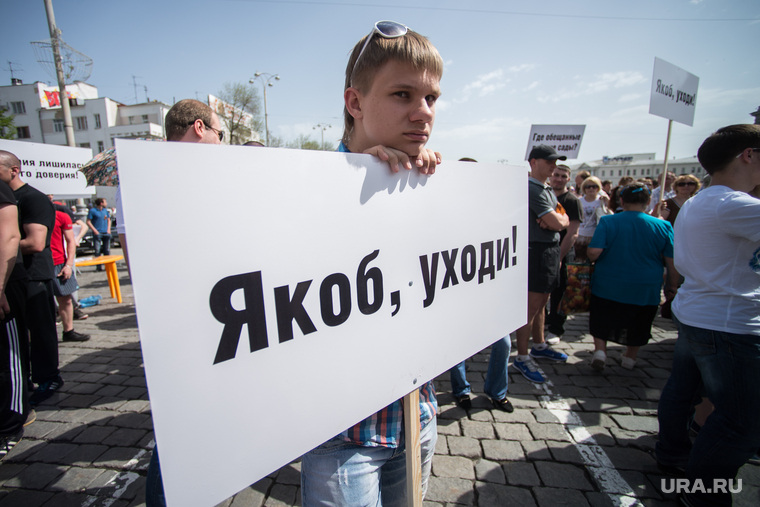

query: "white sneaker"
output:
591 350 607 371
545 332 561 345
621 356 637 370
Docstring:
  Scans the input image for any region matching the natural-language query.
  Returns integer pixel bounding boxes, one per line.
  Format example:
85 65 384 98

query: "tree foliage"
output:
286 134 334 151
215 82 264 145
0 107 16 140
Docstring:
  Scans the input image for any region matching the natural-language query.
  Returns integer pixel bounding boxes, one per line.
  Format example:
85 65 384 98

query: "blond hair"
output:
342 27 443 146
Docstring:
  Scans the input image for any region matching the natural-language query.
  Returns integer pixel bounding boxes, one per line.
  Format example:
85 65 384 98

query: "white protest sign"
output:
649 57 699 127
524 125 586 160
117 140 527 507
0 139 94 197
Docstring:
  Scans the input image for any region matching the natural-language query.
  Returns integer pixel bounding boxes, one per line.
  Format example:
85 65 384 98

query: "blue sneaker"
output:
530 346 568 362
512 357 545 383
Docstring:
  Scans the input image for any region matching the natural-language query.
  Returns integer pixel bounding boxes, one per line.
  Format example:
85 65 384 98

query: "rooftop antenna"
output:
5 61 24 84
31 38 92 83
131 75 143 103
144 85 149 102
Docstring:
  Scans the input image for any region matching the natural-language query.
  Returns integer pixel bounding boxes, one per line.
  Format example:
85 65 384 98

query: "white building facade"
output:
1 80 169 155
574 152 705 183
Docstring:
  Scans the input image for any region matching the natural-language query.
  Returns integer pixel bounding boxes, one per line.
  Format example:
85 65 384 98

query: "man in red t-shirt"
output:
51 210 89 342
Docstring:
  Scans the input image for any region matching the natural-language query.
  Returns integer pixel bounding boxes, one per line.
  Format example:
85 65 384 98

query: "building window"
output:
75 116 88 131
16 126 31 139
53 119 64 132
94 113 101 129
142 114 149 123
10 101 26 115
78 142 90 148
97 141 104 152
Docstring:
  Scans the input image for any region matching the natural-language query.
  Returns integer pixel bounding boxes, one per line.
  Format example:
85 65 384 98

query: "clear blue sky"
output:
3 0 759 165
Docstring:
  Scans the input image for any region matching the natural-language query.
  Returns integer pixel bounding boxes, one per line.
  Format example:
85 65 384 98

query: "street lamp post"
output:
250 72 280 146
313 123 331 149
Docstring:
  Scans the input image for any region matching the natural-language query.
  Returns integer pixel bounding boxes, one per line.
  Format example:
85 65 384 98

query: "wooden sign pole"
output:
659 119 674 209
403 390 422 507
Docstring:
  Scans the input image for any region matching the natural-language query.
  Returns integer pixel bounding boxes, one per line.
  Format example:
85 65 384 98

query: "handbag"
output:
559 261 593 315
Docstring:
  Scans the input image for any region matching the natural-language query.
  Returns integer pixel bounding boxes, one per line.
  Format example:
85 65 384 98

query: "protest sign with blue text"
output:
649 57 699 127
117 140 527 506
0 139 93 197
525 125 586 161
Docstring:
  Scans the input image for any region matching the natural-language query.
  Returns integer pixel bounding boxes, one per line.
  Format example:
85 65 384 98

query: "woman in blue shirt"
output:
586 183 678 370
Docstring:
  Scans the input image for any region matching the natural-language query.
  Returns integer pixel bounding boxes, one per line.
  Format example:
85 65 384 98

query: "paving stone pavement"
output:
1 249 757 506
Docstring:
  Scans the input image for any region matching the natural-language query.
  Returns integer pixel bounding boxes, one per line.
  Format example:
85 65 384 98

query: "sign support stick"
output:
403 390 422 507
659 119 673 210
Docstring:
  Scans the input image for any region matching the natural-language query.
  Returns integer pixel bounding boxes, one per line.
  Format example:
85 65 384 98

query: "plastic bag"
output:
559 261 593 315
78 295 102 308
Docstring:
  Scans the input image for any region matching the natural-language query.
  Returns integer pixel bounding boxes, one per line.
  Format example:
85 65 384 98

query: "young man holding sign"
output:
300 21 442 506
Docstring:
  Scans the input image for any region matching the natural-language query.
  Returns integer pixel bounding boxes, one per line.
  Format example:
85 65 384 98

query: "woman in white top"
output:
574 176 610 260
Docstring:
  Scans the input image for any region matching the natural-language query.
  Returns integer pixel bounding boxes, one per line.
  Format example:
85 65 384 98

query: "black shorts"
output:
589 294 658 347
528 242 560 294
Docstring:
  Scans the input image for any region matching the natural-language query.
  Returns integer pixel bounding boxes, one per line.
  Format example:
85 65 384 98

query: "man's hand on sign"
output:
363 145 441 175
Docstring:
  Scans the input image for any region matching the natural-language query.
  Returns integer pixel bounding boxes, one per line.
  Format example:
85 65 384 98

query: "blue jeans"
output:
656 316 760 507
145 448 165 507
93 232 111 257
301 417 437 506
450 334 511 401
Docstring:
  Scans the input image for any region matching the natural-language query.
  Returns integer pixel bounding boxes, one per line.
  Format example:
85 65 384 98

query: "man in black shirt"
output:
0 150 61 406
546 164 582 344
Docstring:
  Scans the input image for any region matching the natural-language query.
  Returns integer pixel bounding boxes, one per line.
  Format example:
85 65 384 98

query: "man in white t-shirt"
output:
656 124 760 507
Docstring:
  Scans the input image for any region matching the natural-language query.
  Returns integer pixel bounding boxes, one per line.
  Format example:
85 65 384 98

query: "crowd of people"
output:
0 19 757 507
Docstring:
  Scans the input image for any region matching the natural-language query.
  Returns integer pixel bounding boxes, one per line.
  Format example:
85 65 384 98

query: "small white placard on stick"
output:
649 57 699 127
524 125 586 161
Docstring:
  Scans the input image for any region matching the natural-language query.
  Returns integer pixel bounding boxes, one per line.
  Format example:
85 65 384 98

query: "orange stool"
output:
75 255 125 303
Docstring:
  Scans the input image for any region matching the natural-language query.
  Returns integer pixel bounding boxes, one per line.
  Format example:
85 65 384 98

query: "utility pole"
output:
43 0 75 147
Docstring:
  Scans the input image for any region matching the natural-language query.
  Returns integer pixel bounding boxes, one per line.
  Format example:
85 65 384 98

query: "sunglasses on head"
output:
188 120 224 142
351 21 409 84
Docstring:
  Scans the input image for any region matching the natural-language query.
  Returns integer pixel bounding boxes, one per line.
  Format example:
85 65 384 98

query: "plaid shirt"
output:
340 381 438 448
336 142 438 447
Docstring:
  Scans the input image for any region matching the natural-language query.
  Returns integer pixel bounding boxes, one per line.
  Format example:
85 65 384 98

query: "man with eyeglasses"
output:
144 98 223 507
164 99 224 144
656 124 760 507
